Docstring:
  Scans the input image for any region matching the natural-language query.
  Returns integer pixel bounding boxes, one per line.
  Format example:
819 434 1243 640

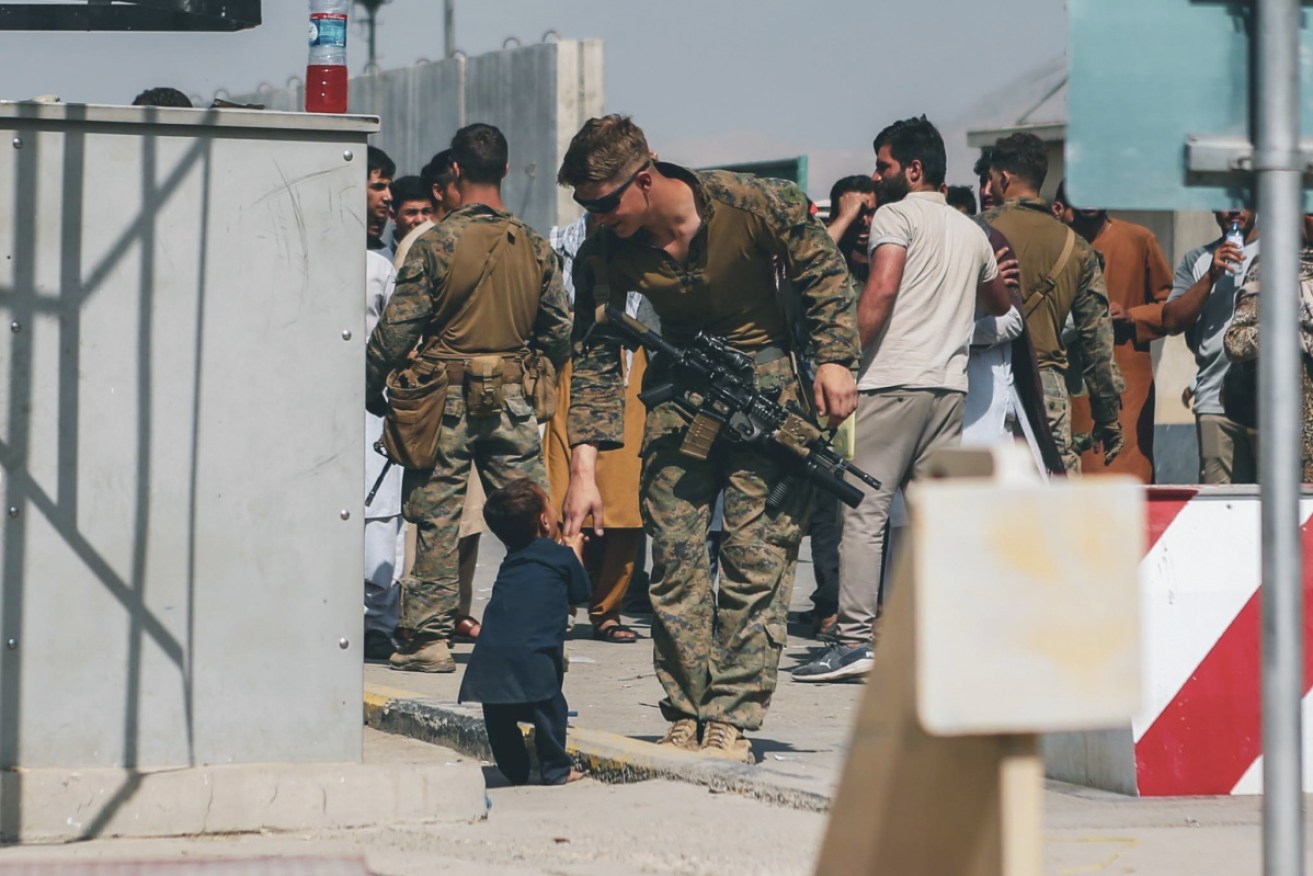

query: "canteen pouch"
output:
522 352 559 423
382 362 450 470
464 354 506 417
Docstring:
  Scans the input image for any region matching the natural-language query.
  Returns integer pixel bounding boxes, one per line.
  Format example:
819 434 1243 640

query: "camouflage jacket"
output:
365 203 572 406
980 197 1124 423
567 162 858 448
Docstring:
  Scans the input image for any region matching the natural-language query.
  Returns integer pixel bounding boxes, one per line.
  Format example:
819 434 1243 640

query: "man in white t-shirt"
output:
793 116 1013 683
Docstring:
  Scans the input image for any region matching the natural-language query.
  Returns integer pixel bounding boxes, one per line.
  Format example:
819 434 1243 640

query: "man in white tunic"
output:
364 248 404 659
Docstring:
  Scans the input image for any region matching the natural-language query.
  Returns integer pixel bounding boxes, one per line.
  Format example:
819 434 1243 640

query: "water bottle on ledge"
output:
306 0 349 113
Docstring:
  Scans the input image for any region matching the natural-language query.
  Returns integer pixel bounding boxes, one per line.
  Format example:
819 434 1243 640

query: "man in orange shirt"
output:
1053 182 1173 482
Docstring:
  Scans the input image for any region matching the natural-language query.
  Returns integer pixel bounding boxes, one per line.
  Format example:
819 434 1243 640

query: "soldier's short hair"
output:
451 123 508 185
558 114 651 186
367 145 395 181
872 116 947 188
973 147 994 183
483 478 548 552
989 134 1048 190
389 176 428 207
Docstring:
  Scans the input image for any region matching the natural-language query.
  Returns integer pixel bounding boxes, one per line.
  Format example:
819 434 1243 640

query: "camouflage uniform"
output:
1224 253 1313 480
366 204 572 643
980 197 1124 473
569 163 858 731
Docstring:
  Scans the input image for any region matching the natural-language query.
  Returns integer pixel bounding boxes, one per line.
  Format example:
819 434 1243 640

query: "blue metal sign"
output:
1068 0 1312 211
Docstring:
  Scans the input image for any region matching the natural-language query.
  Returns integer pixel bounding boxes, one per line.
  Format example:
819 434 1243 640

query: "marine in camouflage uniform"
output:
567 162 858 747
980 196 1124 472
366 202 571 668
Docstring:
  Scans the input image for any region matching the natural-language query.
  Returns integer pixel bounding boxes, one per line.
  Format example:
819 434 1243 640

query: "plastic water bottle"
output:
306 0 349 114
1224 219 1245 275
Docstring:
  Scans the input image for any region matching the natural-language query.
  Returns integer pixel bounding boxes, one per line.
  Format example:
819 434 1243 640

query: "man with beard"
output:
793 116 1012 683
1051 183 1172 482
826 174 878 282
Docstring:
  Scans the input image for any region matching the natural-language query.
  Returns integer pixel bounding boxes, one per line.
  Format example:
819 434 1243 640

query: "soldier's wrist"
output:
1090 399 1121 425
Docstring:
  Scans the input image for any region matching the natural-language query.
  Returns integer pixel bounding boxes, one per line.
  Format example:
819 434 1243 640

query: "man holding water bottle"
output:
1162 209 1261 483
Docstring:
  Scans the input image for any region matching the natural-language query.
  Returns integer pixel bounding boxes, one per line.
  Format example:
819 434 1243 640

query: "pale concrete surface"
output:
2 728 486 844
6 742 1313 874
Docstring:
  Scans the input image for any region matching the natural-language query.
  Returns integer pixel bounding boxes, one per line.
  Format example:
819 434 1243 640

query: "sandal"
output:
592 621 638 643
454 615 481 641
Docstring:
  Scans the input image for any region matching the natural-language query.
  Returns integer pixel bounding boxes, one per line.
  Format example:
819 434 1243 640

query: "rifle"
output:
600 305 881 509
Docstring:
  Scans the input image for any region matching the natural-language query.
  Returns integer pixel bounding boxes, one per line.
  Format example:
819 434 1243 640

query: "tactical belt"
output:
415 354 526 385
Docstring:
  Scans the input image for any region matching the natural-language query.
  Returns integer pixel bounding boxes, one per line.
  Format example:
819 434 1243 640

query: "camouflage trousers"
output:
400 387 546 642
1040 366 1081 474
641 358 810 732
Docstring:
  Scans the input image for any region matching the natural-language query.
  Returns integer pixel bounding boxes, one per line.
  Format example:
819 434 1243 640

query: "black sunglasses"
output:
574 161 651 214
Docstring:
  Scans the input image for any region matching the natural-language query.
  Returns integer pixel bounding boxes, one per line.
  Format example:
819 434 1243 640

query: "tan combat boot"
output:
388 639 456 673
656 718 700 752
700 721 754 764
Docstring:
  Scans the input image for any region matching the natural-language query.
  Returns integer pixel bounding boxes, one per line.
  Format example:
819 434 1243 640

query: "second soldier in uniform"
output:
366 123 572 673
556 115 859 763
979 133 1125 472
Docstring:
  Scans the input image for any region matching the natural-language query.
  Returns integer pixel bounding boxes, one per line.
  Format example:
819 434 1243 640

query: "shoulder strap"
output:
1045 228 1077 289
1023 227 1077 319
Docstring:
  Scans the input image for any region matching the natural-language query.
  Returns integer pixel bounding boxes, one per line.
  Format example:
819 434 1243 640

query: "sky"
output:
0 0 1067 196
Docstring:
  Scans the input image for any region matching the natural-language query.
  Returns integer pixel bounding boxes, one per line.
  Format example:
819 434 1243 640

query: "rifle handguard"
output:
775 412 823 459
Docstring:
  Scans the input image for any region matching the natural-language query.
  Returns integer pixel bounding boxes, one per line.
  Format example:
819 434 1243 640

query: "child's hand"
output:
559 531 586 553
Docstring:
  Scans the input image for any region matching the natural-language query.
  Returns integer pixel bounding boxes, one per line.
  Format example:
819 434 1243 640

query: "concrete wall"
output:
235 40 604 237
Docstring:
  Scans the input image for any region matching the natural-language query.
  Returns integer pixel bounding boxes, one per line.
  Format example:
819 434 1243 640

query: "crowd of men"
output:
354 112 1262 767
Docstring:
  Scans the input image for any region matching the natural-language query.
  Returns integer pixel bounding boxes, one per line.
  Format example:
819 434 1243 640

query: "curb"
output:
364 683 832 813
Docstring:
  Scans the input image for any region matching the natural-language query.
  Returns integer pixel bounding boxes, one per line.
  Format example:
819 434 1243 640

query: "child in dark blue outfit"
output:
458 478 590 785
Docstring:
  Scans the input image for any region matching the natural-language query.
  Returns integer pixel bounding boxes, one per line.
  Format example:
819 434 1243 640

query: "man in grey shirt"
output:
1162 210 1259 483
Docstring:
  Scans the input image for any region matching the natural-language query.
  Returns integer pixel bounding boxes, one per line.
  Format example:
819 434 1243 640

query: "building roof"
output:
964 56 1068 146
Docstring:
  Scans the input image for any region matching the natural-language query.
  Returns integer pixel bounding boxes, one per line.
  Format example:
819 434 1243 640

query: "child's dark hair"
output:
483 478 548 551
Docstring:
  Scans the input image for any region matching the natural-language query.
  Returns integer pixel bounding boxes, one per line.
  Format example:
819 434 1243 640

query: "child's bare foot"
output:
564 768 585 783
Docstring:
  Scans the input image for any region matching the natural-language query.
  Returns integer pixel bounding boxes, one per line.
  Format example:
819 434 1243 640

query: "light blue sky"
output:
0 0 1066 194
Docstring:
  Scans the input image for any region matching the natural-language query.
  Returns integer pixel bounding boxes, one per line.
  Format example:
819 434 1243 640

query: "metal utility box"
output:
0 102 377 769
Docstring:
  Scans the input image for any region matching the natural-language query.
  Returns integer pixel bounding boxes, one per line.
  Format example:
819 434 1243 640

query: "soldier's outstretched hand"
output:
813 362 858 428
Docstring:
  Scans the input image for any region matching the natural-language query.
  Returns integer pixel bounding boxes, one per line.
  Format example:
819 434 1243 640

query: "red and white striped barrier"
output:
1045 485 1313 796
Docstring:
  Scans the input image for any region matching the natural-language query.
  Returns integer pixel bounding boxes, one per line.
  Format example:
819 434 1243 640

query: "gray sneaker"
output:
791 642 873 682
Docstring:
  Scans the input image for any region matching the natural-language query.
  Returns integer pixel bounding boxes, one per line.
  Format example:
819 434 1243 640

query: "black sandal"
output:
592 621 639 643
